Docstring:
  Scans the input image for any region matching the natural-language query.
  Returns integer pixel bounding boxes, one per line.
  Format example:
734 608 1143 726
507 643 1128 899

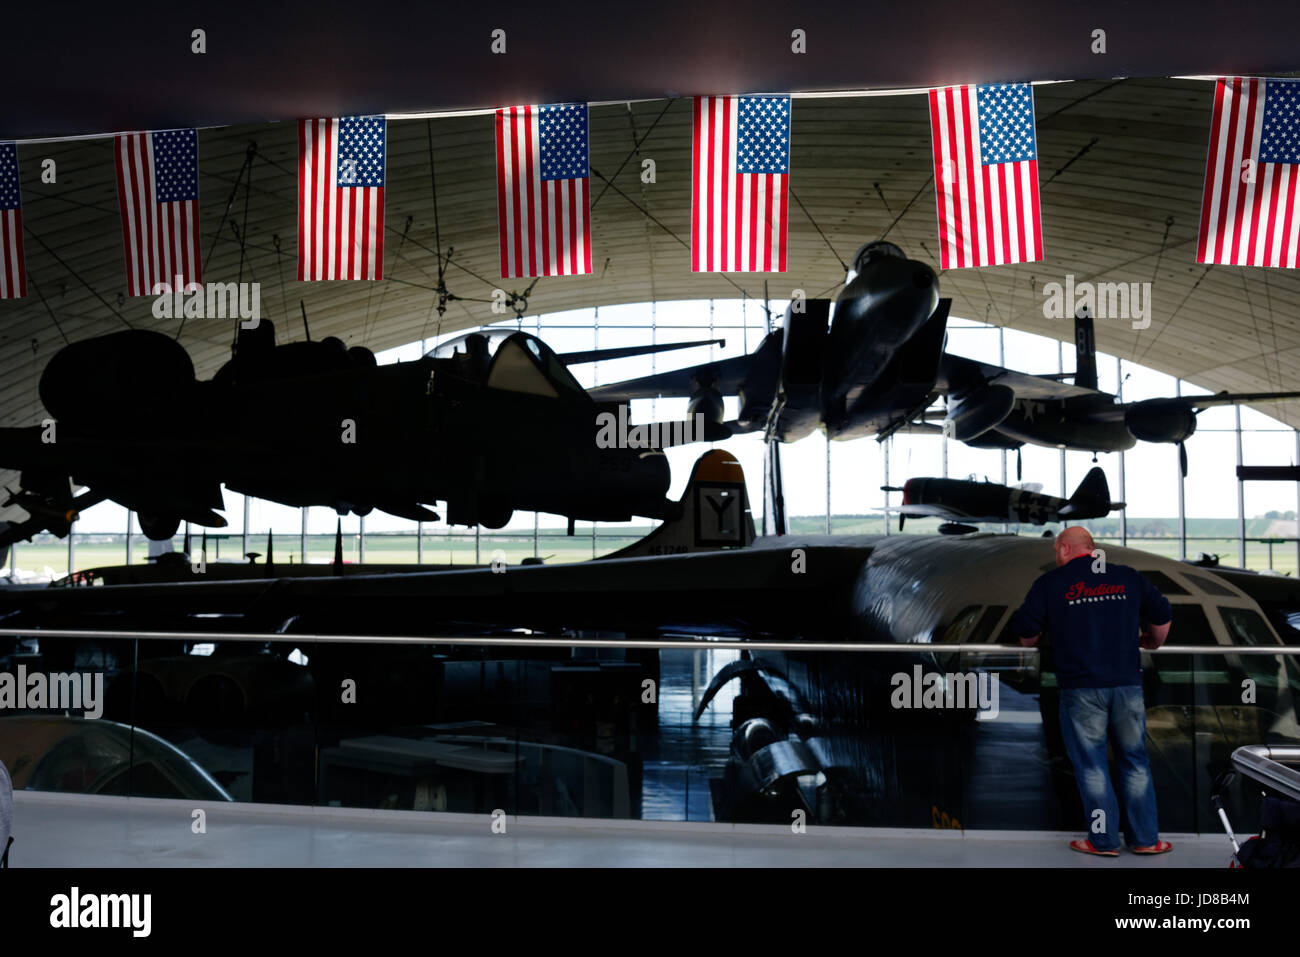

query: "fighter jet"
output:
881 466 1124 533
589 241 950 443
590 244 1300 473
0 319 718 544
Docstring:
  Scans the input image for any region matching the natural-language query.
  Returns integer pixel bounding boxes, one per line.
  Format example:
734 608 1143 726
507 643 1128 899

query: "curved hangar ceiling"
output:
2 77 1300 455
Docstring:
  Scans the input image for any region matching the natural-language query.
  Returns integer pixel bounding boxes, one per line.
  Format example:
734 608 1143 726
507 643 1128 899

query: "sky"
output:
65 297 1300 536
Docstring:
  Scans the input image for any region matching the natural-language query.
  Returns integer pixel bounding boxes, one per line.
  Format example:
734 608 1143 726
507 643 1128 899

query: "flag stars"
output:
737 96 791 174
976 83 1036 165
336 116 386 188
539 103 588 181
151 129 199 203
0 142 19 211
1260 79 1300 164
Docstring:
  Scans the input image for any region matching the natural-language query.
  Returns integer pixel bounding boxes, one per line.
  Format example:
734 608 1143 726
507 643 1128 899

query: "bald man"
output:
1011 526 1173 857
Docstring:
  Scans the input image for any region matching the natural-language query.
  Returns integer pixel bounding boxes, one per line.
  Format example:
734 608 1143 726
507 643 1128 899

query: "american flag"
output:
495 103 591 278
1197 77 1300 267
299 116 386 280
114 129 201 295
928 83 1043 269
0 143 25 299
692 95 790 273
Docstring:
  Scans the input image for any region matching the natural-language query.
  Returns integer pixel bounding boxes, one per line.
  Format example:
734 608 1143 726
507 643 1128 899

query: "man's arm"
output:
1137 572 1173 650
1140 620 1171 649
1010 577 1048 648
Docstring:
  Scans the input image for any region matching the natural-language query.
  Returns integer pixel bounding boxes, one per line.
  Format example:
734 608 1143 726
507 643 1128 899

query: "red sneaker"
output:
1070 839 1119 857
1131 840 1173 855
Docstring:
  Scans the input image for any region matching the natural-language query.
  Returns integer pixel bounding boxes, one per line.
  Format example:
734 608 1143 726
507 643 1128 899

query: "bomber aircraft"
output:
0 319 718 547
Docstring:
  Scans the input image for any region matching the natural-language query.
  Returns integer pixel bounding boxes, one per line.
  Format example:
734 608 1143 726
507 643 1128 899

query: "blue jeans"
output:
1059 685 1159 850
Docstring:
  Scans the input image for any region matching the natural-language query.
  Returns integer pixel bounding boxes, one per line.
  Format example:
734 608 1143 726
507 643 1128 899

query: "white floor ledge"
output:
9 790 1235 868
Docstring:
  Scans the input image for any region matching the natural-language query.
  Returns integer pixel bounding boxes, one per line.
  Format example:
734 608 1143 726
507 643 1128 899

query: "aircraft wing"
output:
0 544 872 641
588 353 755 402
936 354 1102 401
1087 390 1300 422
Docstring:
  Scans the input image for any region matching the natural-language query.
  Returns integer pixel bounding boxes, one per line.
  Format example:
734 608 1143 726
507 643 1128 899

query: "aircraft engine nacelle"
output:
945 384 1016 441
687 386 725 428
780 299 831 388
39 330 195 427
1124 399 1196 444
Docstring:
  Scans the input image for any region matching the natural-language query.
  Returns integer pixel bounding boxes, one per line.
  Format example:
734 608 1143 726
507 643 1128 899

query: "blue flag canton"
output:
539 103 588 180
336 116 386 188
0 143 19 211
151 129 198 203
1259 79 1300 164
737 96 790 174
976 84 1037 165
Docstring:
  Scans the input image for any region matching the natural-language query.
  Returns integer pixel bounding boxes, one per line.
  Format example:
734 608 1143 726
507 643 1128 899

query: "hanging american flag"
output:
692 95 790 273
1197 77 1300 267
0 143 25 299
114 129 201 296
495 103 591 278
298 116 386 281
928 83 1043 269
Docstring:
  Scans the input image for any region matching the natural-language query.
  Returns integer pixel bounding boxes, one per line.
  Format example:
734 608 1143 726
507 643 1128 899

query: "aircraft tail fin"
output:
1060 466 1122 517
602 450 755 559
1074 307 1098 392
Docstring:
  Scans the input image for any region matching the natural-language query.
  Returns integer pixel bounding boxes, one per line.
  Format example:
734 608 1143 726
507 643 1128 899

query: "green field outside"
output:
5 514 1298 580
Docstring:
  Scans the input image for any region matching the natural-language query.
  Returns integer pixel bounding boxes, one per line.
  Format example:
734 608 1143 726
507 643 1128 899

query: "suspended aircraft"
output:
589 243 1300 475
881 466 1124 533
0 318 720 547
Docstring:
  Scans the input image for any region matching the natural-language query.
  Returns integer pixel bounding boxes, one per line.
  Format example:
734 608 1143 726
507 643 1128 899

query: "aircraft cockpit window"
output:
1216 607 1294 683
1166 604 1217 646
1218 606 1278 647
427 329 515 361
940 605 1007 644
940 605 983 644
483 334 586 399
1181 572 1237 597
485 337 560 397
1139 570 1191 596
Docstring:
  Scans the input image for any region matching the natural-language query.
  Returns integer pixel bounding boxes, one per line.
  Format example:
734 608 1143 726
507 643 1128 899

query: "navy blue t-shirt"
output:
1011 555 1173 689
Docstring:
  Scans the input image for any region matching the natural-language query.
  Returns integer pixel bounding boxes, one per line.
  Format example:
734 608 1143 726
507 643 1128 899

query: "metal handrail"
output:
1230 745 1300 804
2 627 1300 654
